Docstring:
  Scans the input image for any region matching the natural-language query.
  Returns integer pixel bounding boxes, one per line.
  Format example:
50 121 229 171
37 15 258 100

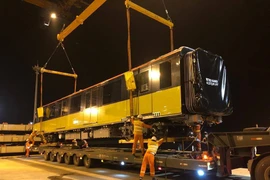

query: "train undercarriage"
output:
41 114 221 151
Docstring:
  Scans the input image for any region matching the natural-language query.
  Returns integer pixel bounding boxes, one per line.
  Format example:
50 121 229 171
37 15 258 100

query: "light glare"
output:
73 119 79 124
197 170 205 176
149 70 160 80
203 154 208 160
84 107 98 115
50 13 57 19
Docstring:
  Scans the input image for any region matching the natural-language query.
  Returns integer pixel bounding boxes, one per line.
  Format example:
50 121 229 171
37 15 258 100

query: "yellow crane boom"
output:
125 0 173 29
57 0 173 43
57 0 107 42
40 67 78 79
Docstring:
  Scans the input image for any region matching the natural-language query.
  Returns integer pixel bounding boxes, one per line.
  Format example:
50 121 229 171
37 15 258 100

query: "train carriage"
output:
33 46 232 142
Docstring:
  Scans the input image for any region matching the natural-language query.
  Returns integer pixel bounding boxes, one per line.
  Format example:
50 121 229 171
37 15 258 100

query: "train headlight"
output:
120 161 125 166
197 170 205 176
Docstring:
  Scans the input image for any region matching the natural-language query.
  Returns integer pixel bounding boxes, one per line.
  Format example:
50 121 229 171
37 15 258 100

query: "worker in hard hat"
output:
72 139 79 148
28 130 37 146
81 139 89 148
139 136 164 180
25 139 33 157
131 114 152 157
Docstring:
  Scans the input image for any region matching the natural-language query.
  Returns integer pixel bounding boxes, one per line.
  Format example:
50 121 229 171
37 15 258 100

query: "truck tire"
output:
57 153 64 163
64 154 73 165
83 156 93 168
73 155 83 166
255 156 270 180
50 153 56 162
44 152 50 161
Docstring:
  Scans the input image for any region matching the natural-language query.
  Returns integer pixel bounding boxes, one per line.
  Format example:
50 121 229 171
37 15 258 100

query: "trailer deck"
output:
40 146 214 173
38 127 270 179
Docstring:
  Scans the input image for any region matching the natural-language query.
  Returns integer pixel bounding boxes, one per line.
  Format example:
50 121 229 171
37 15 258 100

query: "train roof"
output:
42 46 188 107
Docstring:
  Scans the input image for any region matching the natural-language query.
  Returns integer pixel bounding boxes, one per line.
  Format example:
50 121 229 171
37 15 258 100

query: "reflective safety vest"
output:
146 139 159 155
133 119 143 135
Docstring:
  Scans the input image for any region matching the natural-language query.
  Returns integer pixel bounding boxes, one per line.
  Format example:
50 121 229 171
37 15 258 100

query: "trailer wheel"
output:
83 156 93 168
255 156 270 180
56 153 64 163
73 155 83 166
50 153 56 162
44 152 50 161
64 154 73 165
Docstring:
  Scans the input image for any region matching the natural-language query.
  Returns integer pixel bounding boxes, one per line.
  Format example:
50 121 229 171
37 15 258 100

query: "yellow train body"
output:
33 86 181 133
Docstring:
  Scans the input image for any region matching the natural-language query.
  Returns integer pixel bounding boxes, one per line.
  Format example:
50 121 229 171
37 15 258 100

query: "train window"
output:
61 99 69 116
139 71 149 92
134 74 139 93
111 80 121 102
103 80 121 105
160 61 172 89
54 103 61 118
43 105 55 120
44 106 50 120
85 92 91 108
92 88 98 106
50 105 56 118
70 95 81 113
103 84 111 104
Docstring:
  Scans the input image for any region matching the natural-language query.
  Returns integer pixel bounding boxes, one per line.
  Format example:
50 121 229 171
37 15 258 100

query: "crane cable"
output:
161 0 174 51
161 0 172 22
43 24 66 68
43 24 77 75
43 41 61 69
60 42 77 75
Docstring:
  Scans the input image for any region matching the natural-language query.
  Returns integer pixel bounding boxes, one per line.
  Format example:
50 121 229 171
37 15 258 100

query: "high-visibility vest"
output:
133 119 143 135
146 139 159 155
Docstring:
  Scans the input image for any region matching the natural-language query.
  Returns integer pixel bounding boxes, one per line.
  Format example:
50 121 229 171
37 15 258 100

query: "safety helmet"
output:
137 114 143 120
151 136 157 141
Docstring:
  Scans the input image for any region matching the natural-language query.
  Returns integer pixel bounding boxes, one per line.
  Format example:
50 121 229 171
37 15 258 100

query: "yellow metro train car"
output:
33 46 232 141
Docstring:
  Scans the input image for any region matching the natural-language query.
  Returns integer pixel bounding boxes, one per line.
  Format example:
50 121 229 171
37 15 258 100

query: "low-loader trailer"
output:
39 126 270 180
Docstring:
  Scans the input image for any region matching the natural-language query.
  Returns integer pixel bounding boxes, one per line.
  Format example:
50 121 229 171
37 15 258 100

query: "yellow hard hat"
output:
151 136 157 141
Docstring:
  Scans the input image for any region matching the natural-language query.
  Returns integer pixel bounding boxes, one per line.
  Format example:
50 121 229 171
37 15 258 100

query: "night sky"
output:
0 0 269 132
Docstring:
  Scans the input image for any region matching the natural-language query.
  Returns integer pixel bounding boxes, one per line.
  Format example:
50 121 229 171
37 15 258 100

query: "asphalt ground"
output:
0 155 250 180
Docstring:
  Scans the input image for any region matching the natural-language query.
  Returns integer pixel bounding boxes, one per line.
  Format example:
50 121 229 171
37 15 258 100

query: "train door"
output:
136 67 153 115
150 63 161 115
83 88 98 125
57 99 69 130
83 90 91 125
152 56 182 117
55 102 65 130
